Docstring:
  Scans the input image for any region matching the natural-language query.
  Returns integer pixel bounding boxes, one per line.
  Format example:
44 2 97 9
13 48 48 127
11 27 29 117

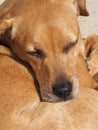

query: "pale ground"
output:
0 0 98 38
78 0 98 38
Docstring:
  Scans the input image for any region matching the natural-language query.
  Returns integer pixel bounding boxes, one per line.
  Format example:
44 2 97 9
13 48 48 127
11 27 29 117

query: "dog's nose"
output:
53 81 72 100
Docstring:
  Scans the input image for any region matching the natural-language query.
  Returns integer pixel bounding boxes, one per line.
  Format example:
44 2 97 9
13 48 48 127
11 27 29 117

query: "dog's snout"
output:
53 81 72 100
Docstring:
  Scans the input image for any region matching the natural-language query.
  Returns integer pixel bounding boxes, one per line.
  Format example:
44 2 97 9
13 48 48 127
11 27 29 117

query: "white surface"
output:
78 0 98 38
0 0 5 5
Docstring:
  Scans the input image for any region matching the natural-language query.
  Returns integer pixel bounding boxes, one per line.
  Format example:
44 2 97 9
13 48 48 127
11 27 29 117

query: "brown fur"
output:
84 35 98 79
0 45 98 130
0 0 98 129
0 0 96 102
76 35 98 89
0 45 40 129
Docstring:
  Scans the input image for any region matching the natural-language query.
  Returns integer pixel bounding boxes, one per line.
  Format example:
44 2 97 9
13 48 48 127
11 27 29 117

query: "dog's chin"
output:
41 88 79 103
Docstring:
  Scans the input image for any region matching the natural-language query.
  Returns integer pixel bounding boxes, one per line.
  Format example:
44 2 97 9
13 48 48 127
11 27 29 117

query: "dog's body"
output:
0 0 95 102
0 45 98 130
0 45 40 129
9 88 98 130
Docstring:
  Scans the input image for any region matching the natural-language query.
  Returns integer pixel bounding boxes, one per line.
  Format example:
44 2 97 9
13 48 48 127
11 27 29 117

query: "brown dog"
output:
0 0 97 102
0 45 98 130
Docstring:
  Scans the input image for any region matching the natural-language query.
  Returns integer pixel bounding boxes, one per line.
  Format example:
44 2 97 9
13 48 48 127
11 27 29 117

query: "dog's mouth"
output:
41 84 79 102
49 78 79 102
23 62 79 103
42 90 78 103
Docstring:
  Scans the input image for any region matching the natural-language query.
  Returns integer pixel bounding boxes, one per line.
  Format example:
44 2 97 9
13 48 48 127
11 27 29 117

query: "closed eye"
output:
26 49 44 59
63 39 78 53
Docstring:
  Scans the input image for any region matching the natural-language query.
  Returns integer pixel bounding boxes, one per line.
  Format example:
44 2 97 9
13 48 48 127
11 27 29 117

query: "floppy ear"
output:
0 19 13 38
74 0 89 16
0 18 20 40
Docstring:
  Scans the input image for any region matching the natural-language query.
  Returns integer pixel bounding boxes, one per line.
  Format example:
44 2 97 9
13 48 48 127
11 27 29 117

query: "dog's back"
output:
0 45 40 129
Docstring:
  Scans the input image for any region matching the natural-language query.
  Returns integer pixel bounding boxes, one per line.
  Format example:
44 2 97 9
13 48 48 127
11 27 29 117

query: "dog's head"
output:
0 0 89 102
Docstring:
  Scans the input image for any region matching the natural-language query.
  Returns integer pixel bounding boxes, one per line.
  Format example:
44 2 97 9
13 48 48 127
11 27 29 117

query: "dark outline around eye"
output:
26 49 44 59
63 39 78 53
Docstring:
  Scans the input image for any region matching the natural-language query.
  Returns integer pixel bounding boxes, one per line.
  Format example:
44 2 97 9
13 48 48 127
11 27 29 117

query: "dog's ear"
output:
0 19 11 31
0 18 21 40
74 0 89 16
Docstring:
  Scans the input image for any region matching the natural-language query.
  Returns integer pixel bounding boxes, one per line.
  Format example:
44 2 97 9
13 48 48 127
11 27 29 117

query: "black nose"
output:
53 81 72 100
